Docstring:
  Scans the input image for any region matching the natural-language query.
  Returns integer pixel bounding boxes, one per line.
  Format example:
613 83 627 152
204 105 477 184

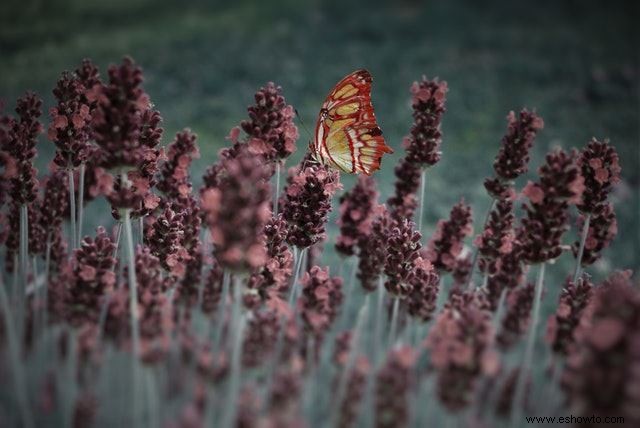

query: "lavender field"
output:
0 1 638 427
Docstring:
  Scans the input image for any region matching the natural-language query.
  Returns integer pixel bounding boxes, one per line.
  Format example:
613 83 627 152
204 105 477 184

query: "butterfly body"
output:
312 69 393 175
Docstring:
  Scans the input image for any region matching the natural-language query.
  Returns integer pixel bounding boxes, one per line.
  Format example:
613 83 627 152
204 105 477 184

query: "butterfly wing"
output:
314 69 393 175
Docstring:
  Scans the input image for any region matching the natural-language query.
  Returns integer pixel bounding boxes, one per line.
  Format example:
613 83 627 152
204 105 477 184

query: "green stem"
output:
388 297 400 347
273 161 281 216
19 204 28 330
221 276 245 428
0 274 33 428
287 247 307 306
373 276 385 366
417 168 427 232
77 163 85 248
67 166 77 252
573 213 591 283
123 204 140 424
511 262 546 425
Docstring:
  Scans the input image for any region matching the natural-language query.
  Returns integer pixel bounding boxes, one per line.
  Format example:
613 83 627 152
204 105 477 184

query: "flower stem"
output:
388 297 400 347
572 213 591 283
19 204 28 327
466 199 497 289
221 276 246 428
213 271 231 350
43 233 52 329
0 274 33 428
77 163 85 247
332 294 370 426
288 247 307 306
511 262 546 425
417 168 427 233
67 166 77 252
273 161 281 216
373 276 385 366
123 201 141 424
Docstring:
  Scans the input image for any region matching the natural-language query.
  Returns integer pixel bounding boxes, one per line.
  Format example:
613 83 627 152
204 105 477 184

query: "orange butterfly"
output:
311 69 393 175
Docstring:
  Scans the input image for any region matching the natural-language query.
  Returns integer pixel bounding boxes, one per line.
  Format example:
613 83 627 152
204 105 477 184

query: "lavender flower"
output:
242 309 279 368
475 199 515 276
336 175 379 256
201 146 271 271
280 161 341 248
157 129 200 201
403 76 447 167
5 93 42 205
497 283 535 349
576 138 621 214
49 71 92 168
240 82 299 163
573 203 617 266
299 266 343 340
375 346 416 428
145 206 189 277
356 205 391 292
484 109 544 198
406 257 440 321
519 149 584 264
66 227 117 325
425 199 473 272
39 168 68 240
384 218 422 297
546 275 593 356
386 157 421 221
562 271 639 424
485 245 526 310
425 290 498 410
337 356 370 428
247 214 293 304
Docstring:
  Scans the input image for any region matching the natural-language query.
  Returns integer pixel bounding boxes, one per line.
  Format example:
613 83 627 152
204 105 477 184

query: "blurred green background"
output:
1 0 638 278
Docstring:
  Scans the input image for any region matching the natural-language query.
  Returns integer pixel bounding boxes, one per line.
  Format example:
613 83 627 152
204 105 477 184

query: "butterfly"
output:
311 69 393 175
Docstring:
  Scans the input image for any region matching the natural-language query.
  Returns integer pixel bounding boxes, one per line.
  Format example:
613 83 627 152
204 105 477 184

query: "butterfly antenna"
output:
295 109 314 142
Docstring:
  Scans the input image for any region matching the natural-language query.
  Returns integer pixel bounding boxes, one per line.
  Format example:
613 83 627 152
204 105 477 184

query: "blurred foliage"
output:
1 0 638 279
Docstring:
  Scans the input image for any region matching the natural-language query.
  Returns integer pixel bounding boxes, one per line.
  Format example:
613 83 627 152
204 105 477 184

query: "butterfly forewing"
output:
314 70 393 175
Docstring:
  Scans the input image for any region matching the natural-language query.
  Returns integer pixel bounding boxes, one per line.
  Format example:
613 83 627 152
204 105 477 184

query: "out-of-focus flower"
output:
425 199 473 272
425 290 498 410
475 199 515 276
247 214 293 305
240 82 299 163
242 308 279 368
384 218 422 297
546 275 594 356
336 356 370 428
375 346 416 428
406 257 440 321
576 138 621 214
357 205 391 292
201 146 271 271
280 160 341 249
299 266 343 340
519 149 584 264
485 244 527 311
573 203 617 266
451 252 473 289
336 175 379 257
39 168 68 240
497 283 535 349
562 271 639 424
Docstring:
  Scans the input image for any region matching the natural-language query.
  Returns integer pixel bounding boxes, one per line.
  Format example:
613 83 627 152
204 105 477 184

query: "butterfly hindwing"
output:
314 70 393 175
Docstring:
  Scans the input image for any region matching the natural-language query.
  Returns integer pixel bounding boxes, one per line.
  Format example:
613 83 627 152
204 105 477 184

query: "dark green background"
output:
1 0 638 278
